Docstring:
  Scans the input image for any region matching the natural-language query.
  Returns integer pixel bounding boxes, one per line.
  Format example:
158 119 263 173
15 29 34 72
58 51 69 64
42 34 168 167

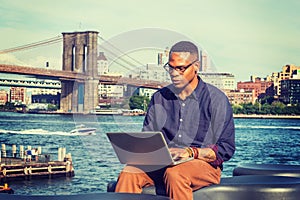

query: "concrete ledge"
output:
108 175 300 200
233 163 300 177
0 192 169 200
198 175 300 200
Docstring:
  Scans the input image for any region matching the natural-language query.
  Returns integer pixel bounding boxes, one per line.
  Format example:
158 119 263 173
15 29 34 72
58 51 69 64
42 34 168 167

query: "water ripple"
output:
0 113 299 195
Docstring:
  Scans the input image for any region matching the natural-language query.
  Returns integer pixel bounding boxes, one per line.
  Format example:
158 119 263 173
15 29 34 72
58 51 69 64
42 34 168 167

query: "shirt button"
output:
182 103 185 106
179 135 182 138
179 118 183 122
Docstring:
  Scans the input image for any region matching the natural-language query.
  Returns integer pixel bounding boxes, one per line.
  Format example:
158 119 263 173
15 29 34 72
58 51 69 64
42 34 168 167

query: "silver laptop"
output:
106 131 193 166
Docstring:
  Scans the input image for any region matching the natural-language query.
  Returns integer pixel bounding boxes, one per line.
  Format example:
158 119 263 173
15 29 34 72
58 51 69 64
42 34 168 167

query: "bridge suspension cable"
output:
0 33 149 72
99 44 139 71
0 35 63 54
98 36 146 70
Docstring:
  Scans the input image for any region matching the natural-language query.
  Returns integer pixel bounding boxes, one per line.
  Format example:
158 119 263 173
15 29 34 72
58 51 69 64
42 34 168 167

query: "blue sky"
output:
0 0 300 82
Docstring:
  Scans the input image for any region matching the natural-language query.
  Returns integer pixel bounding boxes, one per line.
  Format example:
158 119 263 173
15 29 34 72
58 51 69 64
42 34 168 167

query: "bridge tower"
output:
61 31 99 113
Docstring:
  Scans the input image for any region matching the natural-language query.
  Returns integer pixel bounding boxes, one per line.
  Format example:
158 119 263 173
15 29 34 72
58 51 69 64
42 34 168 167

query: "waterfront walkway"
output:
233 114 300 119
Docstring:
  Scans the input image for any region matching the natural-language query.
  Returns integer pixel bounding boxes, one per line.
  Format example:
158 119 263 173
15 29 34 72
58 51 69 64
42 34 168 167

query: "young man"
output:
115 41 235 200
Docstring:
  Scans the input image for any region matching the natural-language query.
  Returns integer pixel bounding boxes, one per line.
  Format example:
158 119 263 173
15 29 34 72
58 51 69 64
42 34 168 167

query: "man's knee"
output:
164 167 185 183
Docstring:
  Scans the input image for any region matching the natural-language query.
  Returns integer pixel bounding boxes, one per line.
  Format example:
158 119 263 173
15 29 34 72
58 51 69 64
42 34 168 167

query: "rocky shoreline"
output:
233 114 300 119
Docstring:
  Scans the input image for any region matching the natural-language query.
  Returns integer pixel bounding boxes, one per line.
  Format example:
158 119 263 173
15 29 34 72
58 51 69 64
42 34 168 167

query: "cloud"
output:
1 0 300 83
0 54 27 66
24 55 62 70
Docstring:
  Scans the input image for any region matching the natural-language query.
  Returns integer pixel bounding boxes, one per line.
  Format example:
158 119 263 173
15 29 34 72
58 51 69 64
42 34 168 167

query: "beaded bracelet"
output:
185 147 194 158
191 147 199 159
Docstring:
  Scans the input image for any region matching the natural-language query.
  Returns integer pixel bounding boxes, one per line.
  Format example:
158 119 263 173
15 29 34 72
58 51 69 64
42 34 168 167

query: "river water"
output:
0 111 299 195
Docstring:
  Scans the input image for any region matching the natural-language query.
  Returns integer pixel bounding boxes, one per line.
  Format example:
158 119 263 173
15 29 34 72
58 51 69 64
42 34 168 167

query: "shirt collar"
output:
193 76 206 100
171 76 205 101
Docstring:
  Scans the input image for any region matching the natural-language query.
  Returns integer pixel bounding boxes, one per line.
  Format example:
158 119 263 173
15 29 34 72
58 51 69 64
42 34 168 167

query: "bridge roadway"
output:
0 64 168 89
0 78 61 89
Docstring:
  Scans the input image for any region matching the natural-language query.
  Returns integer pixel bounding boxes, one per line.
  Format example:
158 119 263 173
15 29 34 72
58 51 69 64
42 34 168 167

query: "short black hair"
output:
169 41 199 60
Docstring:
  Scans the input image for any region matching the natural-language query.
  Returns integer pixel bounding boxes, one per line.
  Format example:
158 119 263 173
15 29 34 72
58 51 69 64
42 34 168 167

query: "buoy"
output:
0 183 14 194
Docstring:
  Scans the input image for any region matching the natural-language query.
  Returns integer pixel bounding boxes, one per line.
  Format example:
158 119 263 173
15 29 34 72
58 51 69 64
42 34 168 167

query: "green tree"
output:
231 102 300 115
129 95 150 110
4 102 15 111
270 101 286 114
261 103 272 114
260 95 274 105
243 103 256 114
232 104 243 114
47 104 58 111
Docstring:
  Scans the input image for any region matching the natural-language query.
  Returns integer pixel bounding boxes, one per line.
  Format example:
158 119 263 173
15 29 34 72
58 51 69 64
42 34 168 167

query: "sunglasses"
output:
163 60 198 74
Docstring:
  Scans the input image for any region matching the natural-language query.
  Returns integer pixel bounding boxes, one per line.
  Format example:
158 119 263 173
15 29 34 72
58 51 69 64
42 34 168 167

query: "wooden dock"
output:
0 144 75 180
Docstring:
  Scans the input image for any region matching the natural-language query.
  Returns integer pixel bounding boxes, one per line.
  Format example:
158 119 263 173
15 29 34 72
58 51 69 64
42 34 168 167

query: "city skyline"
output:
0 0 300 82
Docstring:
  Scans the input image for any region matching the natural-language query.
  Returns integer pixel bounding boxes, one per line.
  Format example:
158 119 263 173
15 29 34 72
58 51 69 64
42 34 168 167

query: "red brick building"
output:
237 77 273 101
10 87 26 104
0 89 8 105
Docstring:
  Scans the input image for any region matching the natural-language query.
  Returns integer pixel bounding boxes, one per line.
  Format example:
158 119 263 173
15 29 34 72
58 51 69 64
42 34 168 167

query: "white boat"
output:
122 109 145 116
90 109 123 115
69 125 96 135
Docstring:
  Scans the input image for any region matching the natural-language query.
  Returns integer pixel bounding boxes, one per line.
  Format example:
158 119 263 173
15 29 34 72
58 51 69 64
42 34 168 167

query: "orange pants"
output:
115 159 221 200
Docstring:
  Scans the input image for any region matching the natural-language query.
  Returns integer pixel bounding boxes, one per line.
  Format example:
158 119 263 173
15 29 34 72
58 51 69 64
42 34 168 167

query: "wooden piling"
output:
62 148 66 161
20 145 24 159
38 146 42 155
12 145 17 158
1 144 6 158
58 147 62 161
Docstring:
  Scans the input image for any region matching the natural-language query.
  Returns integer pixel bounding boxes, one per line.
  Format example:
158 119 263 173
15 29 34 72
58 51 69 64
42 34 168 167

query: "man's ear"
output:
194 61 200 73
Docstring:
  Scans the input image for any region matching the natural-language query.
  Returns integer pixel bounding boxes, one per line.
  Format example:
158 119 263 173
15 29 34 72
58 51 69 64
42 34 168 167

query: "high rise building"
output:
271 64 300 96
280 69 300 104
199 72 235 91
98 83 124 99
0 89 8 105
97 52 109 75
138 63 170 83
10 87 26 104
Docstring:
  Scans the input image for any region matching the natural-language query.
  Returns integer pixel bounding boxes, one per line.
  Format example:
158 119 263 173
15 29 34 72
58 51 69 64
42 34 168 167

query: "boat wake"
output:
0 127 96 136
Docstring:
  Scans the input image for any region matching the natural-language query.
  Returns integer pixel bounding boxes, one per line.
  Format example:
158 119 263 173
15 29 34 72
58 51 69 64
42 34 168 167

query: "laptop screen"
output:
106 131 193 166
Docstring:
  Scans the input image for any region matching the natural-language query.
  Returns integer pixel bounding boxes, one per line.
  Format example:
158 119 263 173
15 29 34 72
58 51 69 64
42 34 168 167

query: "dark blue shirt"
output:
142 77 235 168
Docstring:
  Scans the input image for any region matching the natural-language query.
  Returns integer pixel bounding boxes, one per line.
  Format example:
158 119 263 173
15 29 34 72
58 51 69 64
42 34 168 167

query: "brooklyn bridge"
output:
0 31 166 113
